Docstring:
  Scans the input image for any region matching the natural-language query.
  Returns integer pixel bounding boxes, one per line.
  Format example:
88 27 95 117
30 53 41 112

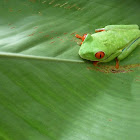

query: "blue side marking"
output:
122 37 140 51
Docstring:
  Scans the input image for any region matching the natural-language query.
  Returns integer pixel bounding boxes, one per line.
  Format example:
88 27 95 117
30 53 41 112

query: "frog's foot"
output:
75 34 87 45
115 58 119 69
75 34 83 40
95 28 105 33
93 61 99 66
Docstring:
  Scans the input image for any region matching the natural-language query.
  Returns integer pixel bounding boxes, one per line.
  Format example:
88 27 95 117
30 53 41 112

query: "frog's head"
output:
79 34 110 62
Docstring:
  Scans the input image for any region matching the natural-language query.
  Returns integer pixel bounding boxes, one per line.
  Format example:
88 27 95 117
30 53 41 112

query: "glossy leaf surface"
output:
0 0 140 140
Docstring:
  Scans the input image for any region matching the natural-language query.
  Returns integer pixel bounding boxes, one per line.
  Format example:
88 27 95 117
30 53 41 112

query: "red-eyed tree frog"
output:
76 25 140 69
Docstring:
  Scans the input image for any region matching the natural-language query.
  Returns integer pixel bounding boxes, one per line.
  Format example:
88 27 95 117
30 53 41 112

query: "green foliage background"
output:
0 0 140 140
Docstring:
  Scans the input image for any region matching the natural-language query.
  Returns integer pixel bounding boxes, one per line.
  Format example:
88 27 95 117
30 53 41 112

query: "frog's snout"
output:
79 47 85 57
79 47 91 60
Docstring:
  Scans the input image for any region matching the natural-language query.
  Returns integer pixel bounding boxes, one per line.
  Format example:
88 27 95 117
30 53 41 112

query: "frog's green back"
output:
92 27 140 51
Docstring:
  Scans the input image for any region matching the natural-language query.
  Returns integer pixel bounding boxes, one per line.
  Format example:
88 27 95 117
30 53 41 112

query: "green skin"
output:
79 25 140 63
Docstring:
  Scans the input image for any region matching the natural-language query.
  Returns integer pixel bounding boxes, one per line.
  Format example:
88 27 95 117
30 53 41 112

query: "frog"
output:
75 25 140 69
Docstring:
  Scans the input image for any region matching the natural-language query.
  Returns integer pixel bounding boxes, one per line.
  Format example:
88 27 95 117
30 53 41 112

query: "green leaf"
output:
0 0 140 140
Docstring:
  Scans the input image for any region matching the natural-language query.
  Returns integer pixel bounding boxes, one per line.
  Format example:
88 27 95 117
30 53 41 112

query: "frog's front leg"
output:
75 34 87 45
117 37 140 61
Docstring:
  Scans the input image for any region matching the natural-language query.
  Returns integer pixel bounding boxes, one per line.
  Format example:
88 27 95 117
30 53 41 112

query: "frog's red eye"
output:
95 51 105 59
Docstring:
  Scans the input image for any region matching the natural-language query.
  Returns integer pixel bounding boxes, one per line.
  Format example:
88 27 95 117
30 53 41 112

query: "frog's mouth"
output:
100 53 114 62
92 54 113 66
95 51 119 63
92 52 115 64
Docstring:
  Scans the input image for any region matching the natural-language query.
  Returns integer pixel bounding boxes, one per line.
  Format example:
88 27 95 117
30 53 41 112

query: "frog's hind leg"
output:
105 25 139 30
95 28 105 33
117 37 140 61
96 25 139 32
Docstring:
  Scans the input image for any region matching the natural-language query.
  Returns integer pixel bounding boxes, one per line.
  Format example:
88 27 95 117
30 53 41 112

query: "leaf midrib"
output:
0 52 84 63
